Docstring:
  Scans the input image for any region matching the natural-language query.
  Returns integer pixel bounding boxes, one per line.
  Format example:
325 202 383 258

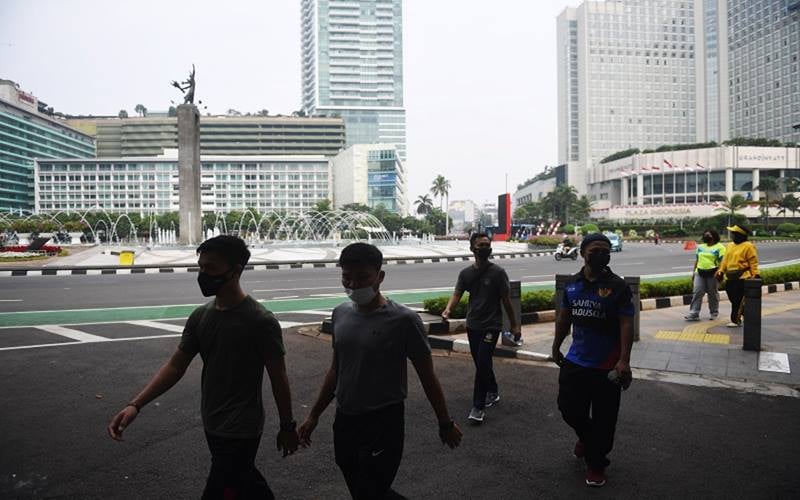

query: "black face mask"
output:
702 235 713 244
473 247 492 260
197 269 233 297
587 252 610 271
731 233 746 244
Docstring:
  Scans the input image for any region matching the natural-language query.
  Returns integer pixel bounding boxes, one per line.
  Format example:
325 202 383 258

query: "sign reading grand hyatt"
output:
171 65 202 245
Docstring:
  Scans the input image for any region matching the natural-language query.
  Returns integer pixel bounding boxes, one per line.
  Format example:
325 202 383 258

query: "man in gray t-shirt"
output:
443 232 520 424
299 242 462 499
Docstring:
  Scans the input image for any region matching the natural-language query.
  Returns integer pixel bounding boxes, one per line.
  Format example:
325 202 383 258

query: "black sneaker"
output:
485 392 500 407
468 407 485 423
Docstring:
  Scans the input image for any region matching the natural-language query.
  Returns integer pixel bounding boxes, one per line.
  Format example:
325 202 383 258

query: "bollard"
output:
742 278 762 351
502 280 522 331
624 276 641 342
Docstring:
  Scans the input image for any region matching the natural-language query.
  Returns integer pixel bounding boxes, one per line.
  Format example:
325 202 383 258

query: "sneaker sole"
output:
684 317 700 321
485 397 500 407
585 479 606 487
467 416 484 424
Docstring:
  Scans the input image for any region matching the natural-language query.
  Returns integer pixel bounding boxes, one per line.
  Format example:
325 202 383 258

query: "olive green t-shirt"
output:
179 295 285 438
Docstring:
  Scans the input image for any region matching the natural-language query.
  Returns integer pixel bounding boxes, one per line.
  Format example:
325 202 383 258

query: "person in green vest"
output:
684 229 726 321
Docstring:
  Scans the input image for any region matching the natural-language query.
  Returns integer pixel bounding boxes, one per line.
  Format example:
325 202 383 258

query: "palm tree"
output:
571 195 594 223
430 175 451 234
776 194 800 219
413 194 434 215
544 185 579 224
134 104 147 117
755 176 780 230
715 194 748 226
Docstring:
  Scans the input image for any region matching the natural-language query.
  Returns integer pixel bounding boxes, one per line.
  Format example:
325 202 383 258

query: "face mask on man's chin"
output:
345 285 377 305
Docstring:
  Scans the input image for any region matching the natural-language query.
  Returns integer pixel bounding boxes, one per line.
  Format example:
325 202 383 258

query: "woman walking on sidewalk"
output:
716 225 759 327
685 229 726 321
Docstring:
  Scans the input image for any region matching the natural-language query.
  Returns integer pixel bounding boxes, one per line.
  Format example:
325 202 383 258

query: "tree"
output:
413 194 434 215
291 110 307 117
543 185 578 224
118 109 129 119
570 195 593 223
781 176 800 194
755 176 780 230
257 109 270 116
168 106 177 117
134 104 147 117
776 194 800 219
313 199 332 212
340 203 371 212
430 175 451 234
226 109 242 116
425 208 452 236
715 194 748 226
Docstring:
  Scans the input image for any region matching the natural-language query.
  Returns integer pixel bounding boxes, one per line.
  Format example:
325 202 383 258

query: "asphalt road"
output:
1 242 798 313
1 328 799 499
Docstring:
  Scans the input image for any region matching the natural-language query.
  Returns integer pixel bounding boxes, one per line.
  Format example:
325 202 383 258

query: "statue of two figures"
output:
171 64 196 105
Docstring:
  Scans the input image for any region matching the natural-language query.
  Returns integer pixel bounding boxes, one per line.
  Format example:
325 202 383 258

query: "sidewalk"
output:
430 288 800 389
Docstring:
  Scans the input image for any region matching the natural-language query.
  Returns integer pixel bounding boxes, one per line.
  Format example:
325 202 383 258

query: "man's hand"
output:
276 428 299 457
613 359 633 389
441 308 451 321
107 406 139 441
298 416 318 447
551 347 565 367
439 421 463 449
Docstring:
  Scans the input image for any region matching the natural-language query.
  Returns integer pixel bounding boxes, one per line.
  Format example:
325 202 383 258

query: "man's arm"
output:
441 291 463 320
613 315 634 386
297 353 337 447
107 348 194 440
501 293 521 338
265 355 299 457
551 308 572 365
410 353 462 449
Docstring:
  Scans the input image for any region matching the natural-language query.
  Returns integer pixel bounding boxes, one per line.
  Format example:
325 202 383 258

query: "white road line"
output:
127 320 185 333
279 321 302 328
522 275 550 278
286 309 332 316
671 266 693 269
252 286 342 293
272 295 299 299
35 325 110 343
0 334 181 352
0 299 23 302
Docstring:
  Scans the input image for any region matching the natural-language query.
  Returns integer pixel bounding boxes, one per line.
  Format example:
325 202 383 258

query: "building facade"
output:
0 80 95 212
586 145 800 219
34 153 331 214
301 0 407 160
65 115 346 158
331 143 406 214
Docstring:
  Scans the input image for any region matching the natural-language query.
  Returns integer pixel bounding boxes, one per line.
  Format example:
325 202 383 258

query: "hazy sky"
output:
0 0 577 208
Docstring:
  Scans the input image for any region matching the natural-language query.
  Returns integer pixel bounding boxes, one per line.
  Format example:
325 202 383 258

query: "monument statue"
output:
171 64 196 104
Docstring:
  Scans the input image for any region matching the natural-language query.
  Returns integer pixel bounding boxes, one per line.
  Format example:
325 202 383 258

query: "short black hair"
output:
470 232 491 247
197 235 251 269
339 242 383 271
703 228 721 244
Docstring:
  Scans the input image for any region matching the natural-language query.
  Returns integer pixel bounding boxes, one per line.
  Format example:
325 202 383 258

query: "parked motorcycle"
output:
554 243 578 261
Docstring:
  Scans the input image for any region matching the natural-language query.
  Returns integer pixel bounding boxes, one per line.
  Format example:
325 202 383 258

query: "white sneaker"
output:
725 321 741 328
468 407 485 423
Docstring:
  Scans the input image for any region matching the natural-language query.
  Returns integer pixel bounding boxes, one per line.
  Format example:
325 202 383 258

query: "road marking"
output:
758 352 790 373
0 299 23 302
279 321 302 328
252 286 342 293
0 333 181 352
272 295 299 299
127 320 185 333
35 325 110 343
655 330 730 344
522 275 551 278
613 262 645 266
671 266 693 270
289 309 332 316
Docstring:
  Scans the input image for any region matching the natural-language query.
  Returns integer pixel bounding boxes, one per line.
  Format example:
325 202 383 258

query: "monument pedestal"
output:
177 104 202 245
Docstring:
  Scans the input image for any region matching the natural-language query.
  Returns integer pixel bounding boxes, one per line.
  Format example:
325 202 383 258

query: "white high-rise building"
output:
557 0 700 179
301 0 407 160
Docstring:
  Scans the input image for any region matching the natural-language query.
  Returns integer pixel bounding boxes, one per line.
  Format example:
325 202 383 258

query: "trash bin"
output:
119 250 135 266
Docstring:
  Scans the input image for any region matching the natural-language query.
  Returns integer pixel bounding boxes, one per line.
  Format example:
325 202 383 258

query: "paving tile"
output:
633 357 668 370
695 364 727 377
666 360 698 373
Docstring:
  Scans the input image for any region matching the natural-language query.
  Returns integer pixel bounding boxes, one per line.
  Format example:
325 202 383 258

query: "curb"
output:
639 280 800 311
0 251 556 277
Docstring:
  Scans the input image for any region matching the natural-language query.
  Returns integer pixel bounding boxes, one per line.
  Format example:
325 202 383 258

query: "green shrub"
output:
581 223 600 235
520 290 555 312
776 223 798 236
628 229 638 237
528 235 563 247
761 264 800 285
562 224 576 235
423 295 468 318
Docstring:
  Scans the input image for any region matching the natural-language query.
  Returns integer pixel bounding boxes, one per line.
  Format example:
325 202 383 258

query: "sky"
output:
0 0 577 208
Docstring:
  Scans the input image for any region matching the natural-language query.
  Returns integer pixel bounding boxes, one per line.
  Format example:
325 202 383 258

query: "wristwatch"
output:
279 420 297 432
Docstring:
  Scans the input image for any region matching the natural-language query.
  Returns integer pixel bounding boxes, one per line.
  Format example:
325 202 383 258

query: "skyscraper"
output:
301 0 407 160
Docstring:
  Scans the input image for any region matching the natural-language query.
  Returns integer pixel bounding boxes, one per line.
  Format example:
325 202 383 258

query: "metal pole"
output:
502 280 522 332
624 276 641 341
743 278 762 351
555 274 570 317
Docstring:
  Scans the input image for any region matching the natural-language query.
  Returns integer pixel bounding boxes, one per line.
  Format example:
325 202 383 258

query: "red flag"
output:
696 162 705 169
663 159 673 169
652 164 661 171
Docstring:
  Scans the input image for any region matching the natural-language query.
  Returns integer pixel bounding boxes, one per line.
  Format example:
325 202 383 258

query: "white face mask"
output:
345 285 377 305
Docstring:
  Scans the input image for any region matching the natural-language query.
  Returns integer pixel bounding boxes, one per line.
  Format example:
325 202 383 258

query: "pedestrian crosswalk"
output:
0 310 330 352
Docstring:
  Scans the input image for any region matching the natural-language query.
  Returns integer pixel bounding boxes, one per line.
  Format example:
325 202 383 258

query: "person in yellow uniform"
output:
685 229 726 321
716 225 759 327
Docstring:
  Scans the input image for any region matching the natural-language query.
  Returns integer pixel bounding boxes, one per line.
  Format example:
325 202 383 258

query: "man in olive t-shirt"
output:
108 236 299 499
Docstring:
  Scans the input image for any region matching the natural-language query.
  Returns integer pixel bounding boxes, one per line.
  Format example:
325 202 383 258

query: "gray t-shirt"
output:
179 295 285 438
455 262 511 331
331 300 431 415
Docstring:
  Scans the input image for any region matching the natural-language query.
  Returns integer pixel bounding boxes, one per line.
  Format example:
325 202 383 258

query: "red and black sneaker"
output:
585 466 607 487
573 440 585 458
